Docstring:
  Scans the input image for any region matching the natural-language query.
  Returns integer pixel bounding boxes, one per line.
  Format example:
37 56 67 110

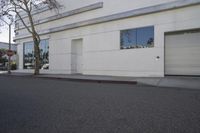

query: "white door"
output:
165 31 200 75
71 39 83 74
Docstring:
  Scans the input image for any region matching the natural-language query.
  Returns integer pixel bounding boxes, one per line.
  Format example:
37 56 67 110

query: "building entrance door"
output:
71 39 83 74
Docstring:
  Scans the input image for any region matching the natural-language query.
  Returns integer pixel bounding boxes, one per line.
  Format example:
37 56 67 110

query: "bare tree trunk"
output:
33 35 40 75
24 0 41 75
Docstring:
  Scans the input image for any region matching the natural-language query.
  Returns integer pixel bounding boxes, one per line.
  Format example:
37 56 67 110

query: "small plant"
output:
11 62 17 70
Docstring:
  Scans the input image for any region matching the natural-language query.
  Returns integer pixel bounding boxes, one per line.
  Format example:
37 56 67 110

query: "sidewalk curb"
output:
39 76 137 84
0 74 137 85
2 73 200 89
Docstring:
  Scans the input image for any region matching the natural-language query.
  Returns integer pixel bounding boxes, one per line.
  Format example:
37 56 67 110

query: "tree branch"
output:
15 10 33 34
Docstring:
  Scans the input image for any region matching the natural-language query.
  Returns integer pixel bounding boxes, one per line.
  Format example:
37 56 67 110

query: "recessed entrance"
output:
71 39 83 74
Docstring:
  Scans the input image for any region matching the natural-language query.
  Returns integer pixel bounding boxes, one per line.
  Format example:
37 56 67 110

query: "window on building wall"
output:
120 26 154 49
24 39 49 69
15 22 19 30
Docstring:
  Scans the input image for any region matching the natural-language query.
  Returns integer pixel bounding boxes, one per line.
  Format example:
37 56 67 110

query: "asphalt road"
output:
0 76 200 133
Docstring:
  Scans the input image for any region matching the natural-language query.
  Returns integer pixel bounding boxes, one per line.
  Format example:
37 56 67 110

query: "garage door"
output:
165 30 200 75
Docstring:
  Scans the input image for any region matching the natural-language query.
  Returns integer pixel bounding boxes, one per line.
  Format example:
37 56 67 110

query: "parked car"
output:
41 64 49 70
24 63 34 69
0 63 7 70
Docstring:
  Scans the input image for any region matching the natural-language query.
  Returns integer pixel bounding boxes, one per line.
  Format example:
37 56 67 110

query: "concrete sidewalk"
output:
136 76 200 89
1 71 200 89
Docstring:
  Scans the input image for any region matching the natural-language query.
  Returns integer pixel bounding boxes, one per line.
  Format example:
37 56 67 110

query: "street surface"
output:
0 76 200 133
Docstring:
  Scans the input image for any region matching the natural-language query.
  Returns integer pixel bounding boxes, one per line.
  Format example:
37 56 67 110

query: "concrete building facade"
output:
0 42 17 51
15 0 200 77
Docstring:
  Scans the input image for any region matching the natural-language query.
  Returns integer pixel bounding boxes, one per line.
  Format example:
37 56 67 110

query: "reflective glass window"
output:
24 39 49 69
120 26 154 49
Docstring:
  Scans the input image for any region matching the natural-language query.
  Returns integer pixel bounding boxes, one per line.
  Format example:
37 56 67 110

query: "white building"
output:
0 42 17 51
15 0 200 77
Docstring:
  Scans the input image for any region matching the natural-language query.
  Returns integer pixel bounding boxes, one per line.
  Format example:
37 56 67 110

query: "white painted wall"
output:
15 0 177 37
49 38 71 73
17 44 24 69
16 1 200 77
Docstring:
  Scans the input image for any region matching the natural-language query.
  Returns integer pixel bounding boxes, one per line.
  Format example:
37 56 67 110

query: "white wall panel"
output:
84 31 119 52
17 44 24 69
49 54 71 72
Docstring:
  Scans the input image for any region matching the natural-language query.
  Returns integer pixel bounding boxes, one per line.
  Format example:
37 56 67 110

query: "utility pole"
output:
8 24 11 74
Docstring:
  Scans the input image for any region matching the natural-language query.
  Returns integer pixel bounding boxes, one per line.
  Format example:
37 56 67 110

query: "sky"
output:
0 25 15 43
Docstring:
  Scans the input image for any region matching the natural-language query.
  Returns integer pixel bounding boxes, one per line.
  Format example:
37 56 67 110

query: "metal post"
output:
8 24 11 74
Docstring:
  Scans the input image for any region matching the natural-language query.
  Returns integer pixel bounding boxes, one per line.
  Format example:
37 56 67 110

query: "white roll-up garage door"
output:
165 30 200 76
